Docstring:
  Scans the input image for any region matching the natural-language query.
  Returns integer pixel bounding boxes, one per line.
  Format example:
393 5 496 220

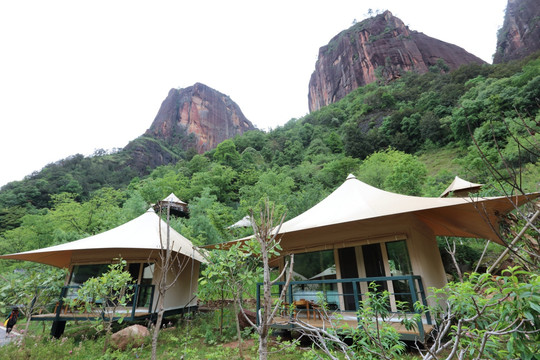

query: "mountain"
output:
0 83 255 208
144 83 256 153
123 83 255 176
493 0 540 63
308 11 486 112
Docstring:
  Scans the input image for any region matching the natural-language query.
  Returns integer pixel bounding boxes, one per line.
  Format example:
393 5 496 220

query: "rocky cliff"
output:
493 0 540 63
308 11 486 112
145 83 255 153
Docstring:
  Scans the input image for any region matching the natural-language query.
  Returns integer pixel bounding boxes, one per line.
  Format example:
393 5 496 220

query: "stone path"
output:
0 326 20 346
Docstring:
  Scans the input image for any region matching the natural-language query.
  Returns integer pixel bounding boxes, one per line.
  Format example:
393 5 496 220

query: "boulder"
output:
110 324 150 351
238 310 256 330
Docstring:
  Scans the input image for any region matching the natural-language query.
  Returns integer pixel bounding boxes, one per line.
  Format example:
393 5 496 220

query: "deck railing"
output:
30 284 155 321
256 275 432 339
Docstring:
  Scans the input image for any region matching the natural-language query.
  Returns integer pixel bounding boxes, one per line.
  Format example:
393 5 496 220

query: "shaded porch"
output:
258 275 433 341
29 284 156 322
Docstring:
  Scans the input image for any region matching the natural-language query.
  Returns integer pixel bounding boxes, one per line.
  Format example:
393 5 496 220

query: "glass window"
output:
385 240 412 276
294 250 335 280
69 264 110 286
137 263 154 307
385 240 414 310
291 250 337 306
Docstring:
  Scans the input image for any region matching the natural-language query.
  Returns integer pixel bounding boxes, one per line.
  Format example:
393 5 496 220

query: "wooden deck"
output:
30 306 151 321
271 312 433 341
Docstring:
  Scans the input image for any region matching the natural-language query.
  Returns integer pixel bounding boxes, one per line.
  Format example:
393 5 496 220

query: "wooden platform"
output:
30 306 151 321
271 312 433 341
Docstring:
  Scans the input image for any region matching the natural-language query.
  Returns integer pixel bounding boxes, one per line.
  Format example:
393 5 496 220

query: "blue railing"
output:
256 275 432 339
30 284 155 321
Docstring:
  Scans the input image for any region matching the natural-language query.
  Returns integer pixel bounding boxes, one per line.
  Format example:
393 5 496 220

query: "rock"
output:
493 0 540 63
308 11 485 112
238 310 256 330
145 83 256 153
110 324 150 351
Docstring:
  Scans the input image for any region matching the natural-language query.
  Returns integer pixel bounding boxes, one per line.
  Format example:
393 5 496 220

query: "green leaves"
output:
357 148 427 195
69 259 134 335
428 268 540 359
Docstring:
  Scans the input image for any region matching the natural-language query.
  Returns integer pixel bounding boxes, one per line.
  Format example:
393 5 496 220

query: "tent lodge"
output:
0 200 204 337
247 174 539 340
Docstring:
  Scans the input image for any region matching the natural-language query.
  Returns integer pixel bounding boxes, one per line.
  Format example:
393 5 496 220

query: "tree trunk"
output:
151 294 165 360
258 232 271 360
258 332 268 360
233 292 244 359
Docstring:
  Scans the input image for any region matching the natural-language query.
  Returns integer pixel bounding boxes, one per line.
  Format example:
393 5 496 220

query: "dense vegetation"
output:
0 49 538 359
1 52 538 258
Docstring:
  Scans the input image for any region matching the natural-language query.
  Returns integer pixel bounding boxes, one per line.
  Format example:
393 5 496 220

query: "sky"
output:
0 0 508 187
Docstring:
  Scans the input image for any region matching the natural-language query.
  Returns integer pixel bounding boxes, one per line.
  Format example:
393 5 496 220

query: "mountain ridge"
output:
308 11 486 112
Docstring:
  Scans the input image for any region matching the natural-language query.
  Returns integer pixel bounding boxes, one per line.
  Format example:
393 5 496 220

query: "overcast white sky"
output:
0 0 507 187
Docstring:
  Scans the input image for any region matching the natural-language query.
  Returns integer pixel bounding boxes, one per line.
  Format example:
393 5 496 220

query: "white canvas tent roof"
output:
440 176 483 197
228 215 252 229
0 208 205 268
310 265 336 280
160 193 187 205
274 174 538 247
220 174 539 251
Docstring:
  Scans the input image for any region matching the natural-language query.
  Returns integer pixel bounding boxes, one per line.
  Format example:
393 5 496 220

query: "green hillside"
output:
0 52 538 259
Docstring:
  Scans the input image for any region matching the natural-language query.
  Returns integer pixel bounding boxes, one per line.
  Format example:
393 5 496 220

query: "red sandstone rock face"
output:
146 83 255 153
308 11 486 112
493 0 540 64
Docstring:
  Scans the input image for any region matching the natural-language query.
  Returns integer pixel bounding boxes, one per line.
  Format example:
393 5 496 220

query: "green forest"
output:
1 52 538 261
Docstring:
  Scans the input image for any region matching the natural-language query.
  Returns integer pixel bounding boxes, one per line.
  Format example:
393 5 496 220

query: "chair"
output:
293 299 311 320
310 302 323 320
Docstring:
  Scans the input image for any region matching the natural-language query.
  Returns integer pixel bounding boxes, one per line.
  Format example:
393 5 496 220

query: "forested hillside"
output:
0 52 538 270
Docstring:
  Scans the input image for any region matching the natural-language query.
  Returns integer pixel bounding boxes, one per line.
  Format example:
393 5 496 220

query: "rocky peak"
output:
493 0 540 63
145 83 255 153
308 11 486 112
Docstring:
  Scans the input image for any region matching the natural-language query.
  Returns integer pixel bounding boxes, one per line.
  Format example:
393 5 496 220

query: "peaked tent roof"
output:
274 174 538 246
160 193 187 205
440 176 483 197
154 193 189 218
228 215 253 229
0 208 205 268
310 265 337 280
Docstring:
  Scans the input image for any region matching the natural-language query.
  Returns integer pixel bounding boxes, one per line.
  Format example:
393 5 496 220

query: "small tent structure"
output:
0 205 204 336
228 215 253 229
154 193 189 217
440 176 483 197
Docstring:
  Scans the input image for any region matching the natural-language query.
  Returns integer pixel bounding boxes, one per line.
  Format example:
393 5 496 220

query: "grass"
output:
416 144 465 178
0 305 428 359
0 310 317 359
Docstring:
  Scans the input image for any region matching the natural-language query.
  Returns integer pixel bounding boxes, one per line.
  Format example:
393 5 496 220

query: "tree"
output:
0 266 66 337
70 259 133 352
357 148 427 195
238 171 294 216
151 201 190 360
420 269 539 359
223 200 294 360
198 241 262 358
418 92 540 360
213 140 241 168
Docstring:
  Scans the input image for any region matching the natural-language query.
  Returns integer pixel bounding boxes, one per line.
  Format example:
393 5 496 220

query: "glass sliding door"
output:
338 247 359 310
385 240 413 310
362 243 388 292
